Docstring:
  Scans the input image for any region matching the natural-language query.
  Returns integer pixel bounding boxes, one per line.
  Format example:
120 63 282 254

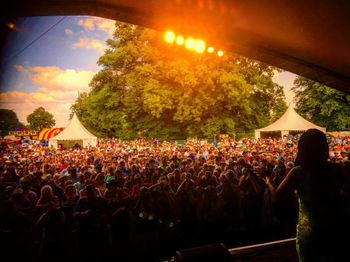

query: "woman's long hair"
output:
37 185 55 205
295 129 329 168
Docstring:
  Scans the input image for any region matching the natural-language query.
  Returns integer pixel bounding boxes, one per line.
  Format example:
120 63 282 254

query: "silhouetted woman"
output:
267 129 349 261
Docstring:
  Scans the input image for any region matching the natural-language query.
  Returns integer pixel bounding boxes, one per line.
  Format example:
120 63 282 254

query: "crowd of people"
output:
0 134 349 261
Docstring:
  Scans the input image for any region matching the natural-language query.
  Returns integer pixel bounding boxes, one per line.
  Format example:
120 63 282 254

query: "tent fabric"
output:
49 114 97 148
38 128 50 140
255 105 326 138
38 128 63 140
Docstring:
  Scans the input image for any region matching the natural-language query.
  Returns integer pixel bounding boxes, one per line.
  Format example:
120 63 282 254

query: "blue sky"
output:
0 16 297 127
0 16 114 126
1 16 109 92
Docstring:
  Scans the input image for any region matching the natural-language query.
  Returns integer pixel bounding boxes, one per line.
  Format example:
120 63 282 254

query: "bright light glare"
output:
194 40 206 53
176 36 185 45
164 30 176 43
185 37 196 50
165 31 218 56
6 22 15 29
217 50 224 57
208 46 215 53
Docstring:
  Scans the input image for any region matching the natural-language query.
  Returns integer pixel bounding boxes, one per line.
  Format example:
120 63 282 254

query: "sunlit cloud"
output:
0 65 96 127
73 37 106 53
78 18 95 31
65 28 74 35
77 17 115 36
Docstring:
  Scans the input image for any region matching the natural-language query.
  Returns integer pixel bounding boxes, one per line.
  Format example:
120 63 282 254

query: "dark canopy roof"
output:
1 0 349 94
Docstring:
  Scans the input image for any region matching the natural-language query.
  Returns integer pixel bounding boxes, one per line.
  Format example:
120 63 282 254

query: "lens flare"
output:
176 35 185 45
194 40 206 53
164 30 219 56
185 37 196 50
208 46 215 53
164 30 176 43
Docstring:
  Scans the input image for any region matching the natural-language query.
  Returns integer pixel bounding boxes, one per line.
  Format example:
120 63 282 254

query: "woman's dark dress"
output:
295 163 348 261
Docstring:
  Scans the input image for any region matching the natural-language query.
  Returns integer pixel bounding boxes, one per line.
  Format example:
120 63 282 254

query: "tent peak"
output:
255 104 326 138
49 113 97 148
286 103 295 110
49 113 96 141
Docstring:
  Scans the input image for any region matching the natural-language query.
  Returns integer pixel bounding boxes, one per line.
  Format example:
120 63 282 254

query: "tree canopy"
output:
26 107 56 131
71 22 286 139
292 76 350 131
0 109 24 135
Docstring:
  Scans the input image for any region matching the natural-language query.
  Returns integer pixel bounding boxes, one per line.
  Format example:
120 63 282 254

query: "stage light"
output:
208 46 215 53
194 39 206 53
163 30 222 57
176 35 185 45
164 30 176 43
185 37 196 50
217 50 224 57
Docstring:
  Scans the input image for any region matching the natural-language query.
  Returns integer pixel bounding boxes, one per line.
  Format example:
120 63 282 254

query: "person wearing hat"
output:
19 176 37 208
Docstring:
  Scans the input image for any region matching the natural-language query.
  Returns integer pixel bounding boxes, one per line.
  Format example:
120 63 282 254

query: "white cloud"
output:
73 37 106 53
65 28 74 35
0 65 96 127
77 17 115 36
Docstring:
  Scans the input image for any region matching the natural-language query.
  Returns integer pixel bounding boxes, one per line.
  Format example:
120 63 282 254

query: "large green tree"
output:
71 22 286 139
0 109 24 135
292 76 350 131
27 107 56 131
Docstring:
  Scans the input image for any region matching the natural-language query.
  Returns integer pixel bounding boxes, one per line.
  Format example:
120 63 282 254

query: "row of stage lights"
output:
164 30 224 57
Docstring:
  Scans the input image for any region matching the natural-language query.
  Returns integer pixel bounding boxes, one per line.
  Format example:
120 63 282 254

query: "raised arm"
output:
267 167 299 201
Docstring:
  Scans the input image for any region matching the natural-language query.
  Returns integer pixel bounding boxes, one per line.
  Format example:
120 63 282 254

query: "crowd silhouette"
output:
0 132 349 261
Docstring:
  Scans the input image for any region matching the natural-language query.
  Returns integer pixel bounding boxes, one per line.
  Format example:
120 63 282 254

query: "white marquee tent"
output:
255 105 326 138
49 114 97 148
